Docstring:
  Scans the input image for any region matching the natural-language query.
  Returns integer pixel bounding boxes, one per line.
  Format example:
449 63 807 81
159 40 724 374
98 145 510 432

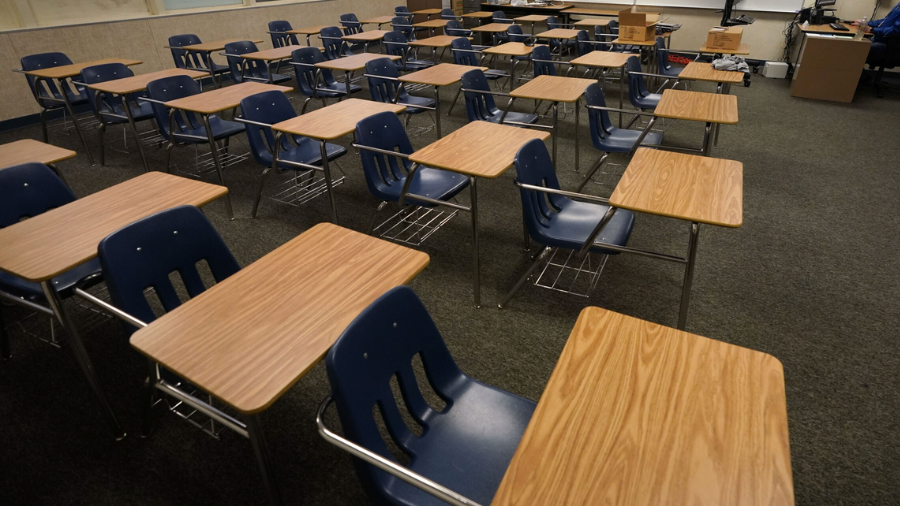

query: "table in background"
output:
570 50 631 126
286 26 328 46
0 139 75 182
514 14 549 35
0 172 226 440
461 11 495 45
492 306 793 506
398 63 487 137
472 23 520 46
536 28 580 56
409 121 550 307
180 39 263 87
412 8 443 21
315 53 401 95
414 19 450 37
131 223 430 506
360 15 394 29
239 45 309 82
270 99 406 223
409 35 466 63
482 42 535 90
573 18 611 28
342 30 390 53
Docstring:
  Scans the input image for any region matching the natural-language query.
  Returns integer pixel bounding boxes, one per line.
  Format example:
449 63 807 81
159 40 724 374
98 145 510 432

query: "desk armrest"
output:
352 143 411 159
586 104 655 117
460 87 510 97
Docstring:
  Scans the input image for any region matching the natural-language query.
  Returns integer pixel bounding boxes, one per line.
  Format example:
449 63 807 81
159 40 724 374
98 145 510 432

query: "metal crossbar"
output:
172 140 249 178
374 206 458 246
269 171 346 207
532 248 609 297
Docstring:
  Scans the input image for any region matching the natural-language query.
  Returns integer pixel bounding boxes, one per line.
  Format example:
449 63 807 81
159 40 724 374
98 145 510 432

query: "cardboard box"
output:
618 8 657 43
706 26 743 51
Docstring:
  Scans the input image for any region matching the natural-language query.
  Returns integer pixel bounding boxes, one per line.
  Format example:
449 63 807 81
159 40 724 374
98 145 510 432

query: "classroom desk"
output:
570 50 632 125
409 121 550 307
472 23 520 46
0 139 75 171
238 45 307 81
86 68 207 172
164 82 292 220
268 99 406 222
480 2 572 16
131 223 430 506
398 64 487 137
0 172 226 440
409 35 466 63
630 89 738 158
573 18 611 28
286 26 329 46
677 61 744 91
492 306 793 506
414 19 450 38
22 57 142 165
360 15 394 28
482 42 536 90
341 30 390 53
180 39 263 87
514 14 549 35
794 21 869 65
316 53 401 94
412 8 443 20
792 35 870 103
506 75 594 169
562 7 620 17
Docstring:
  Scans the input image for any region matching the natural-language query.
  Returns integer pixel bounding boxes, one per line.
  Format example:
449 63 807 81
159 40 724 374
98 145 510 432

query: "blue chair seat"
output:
261 138 347 171
0 258 101 302
632 92 661 109
316 81 362 98
535 198 634 255
493 111 538 125
402 94 436 113
172 115 244 143
266 72 293 85
601 129 663 152
387 167 468 207
100 100 155 125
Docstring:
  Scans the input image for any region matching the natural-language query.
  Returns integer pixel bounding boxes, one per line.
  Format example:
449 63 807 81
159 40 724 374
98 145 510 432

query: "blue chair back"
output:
20 52 80 108
269 20 299 48
146 75 204 141
445 19 468 37
365 58 407 105
546 15 561 29
354 112 415 202
80 63 136 120
98 205 239 329
382 31 412 68
224 40 269 83
292 47 337 96
656 37 674 74
461 69 498 122
531 45 556 76
239 90 298 167
440 8 456 20
340 13 362 35
168 34 205 70
321 26 352 60
626 55 651 104
513 139 568 235
609 19 619 33
593 25 612 48
507 24 528 43
575 30 592 57
0 163 74 228
451 37 478 66
493 11 510 23
584 82 617 149
391 16 414 39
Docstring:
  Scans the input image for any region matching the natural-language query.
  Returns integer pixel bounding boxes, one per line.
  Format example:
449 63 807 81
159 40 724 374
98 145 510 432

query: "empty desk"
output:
180 39 263 87
630 89 739 157
398 63 487 137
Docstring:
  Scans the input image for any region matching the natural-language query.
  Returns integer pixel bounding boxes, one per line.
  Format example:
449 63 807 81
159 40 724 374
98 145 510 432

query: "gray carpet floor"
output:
1 60 898 505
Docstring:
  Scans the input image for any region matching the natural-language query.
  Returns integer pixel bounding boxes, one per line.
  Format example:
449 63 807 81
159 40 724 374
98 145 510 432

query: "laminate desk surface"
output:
461 11 494 18
342 30 391 42
0 139 76 169
412 8 443 15
414 19 450 28
536 28 581 39
510 74 594 102
678 61 744 84
409 121 549 178
563 7 619 16
514 15 549 23
86 68 207 95
799 22 861 35
611 37 660 46
130 223 430 415
272 98 405 140
472 23 520 33
483 42 541 57
491 306 794 506
287 26 329 35
570 50 631 68
25 58 142 79
655 89 738 125
164 82 291 115
0 172 227 283
409 35 467 48
398 63 488 86
241 45 309 61
573 18 611 27
314 53 400 71
182 39 263 52
699 42 751 55
611 148 743 227
481 2 572 11
360 16 394 24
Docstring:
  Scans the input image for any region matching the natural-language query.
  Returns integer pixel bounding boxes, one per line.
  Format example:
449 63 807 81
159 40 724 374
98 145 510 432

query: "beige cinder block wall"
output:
0 0 398 122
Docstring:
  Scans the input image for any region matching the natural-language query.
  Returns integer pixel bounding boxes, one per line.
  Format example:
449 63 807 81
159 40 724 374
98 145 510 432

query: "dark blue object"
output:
444 20 472 38
451 38 504 82
80 63 154 125
492 11 511 43
325 286 536 506
461 69 537 126
291 47 360 111
626 55 661 109
575 30 594 57
355 112 468 207
20 52 91 143
320 26 355 60
383 31 432 72
268 20 299 48
168 34 229 85
656 37 681 77
391 15 415 40
545 16 575 54
223 40 291 84
440 8 456 20
365 58 435 115
340 14 363 35
514 139 634 254
531 45 557 76
585 82 662 154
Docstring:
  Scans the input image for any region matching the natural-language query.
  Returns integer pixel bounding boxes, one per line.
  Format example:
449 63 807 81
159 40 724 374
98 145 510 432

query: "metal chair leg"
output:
498 247 550 309
164 143 174 173
368 202 388 235
251 166 274 219
140 360 158 438
576 153 609 192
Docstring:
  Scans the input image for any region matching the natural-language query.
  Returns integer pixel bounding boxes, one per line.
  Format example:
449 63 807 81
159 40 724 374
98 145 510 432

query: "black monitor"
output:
815 0 836 7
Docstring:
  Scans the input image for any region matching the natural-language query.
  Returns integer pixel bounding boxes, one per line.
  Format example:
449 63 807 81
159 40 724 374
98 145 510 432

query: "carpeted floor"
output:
1 60 898 506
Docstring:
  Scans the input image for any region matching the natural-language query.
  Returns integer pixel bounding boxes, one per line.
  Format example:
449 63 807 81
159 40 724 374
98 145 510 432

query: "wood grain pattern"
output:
164 82 292 115
0 139 76 169
242 45 307 61
514 15 549 22
410 121 549 178
573 18 611 27
130 223 430 414
800 22 861 35
25 58 142 79
286 26 329 35
611 37 659 46
412 8 442 15
0 172 227 282
610 148 743 227
461 11 494 18
535 28 581 39
361 16 395 24
414 19 450 28
409 35 468 48
472 23 520 33
491 306 794 506
87 68 207 95
315 52 401 71
570 50 631 68
182 39 263 52
699 43 751 55
483 42 538 57
342 30 390 42
510 75 594 102
563 7 620 16
272 98 405 140
399 63 488 86
654 89 739 125
677 62 744 84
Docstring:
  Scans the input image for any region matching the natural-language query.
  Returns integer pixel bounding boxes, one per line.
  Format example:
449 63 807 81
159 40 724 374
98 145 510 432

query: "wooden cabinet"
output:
792 35 871 103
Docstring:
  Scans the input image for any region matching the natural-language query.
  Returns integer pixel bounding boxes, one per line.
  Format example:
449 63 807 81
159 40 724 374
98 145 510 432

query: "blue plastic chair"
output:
461 69 537 126
145 75 245 173
365 58 435 127
80 63 155 167
451 37 505 82
499 139 635 306
531 45 557 77
394 5 414 23
656 37 682 79
269 20 300 48
491 11 512 44
340 13 363 35
238 90 348 218
0 163 102 359
291 47 360 112
578 82 663 191
382 31 432 71
626 55 661 109
545 16 575 55
391 15 416 40
19 52 91 144
223 41 291 85
445 19 472 38
320 286 536 506
168 34 230 88
320 26 355 60
440 8 458 20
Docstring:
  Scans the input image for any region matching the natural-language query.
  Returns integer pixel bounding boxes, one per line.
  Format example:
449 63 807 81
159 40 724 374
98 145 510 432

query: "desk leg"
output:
59 79 95 165
40 281 125 441
469 177 481 308
206 51 220 89
713 83 730 148
619 65 625 128
121 95 150 173
701 122 713 157
434 85 442 138
574 99 580 172
342 72 352 102
676 222 700 330
627 116 657 158
320 140 339 224
509 56 516 91
247 414 284 506
551 102 558 167
202 114 235 220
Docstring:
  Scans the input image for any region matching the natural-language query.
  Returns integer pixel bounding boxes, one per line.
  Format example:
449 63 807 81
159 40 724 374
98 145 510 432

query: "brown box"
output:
618 8 657 42
706 26 744 50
